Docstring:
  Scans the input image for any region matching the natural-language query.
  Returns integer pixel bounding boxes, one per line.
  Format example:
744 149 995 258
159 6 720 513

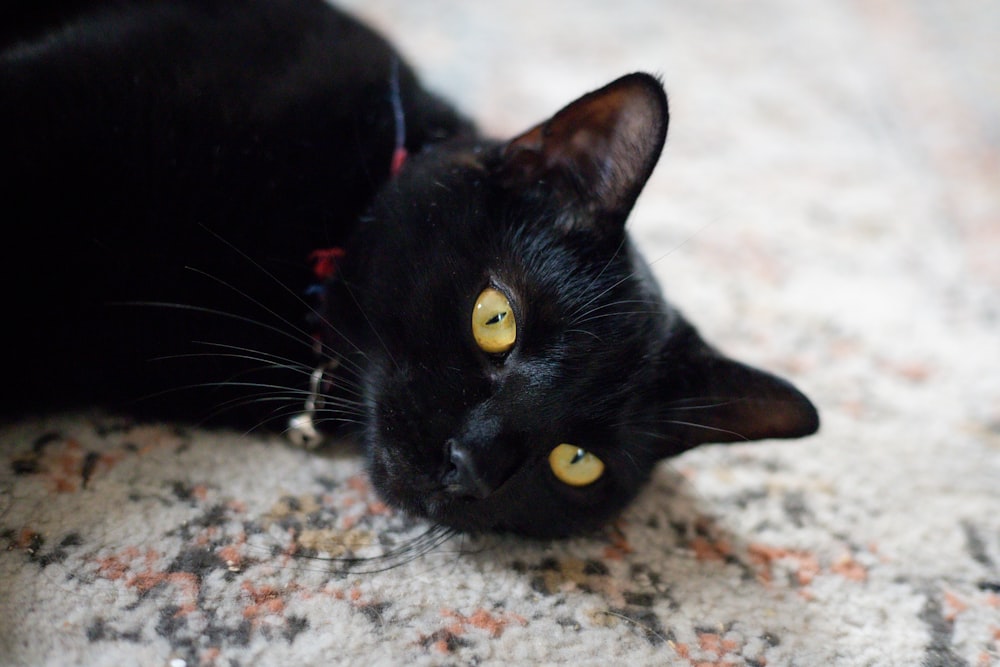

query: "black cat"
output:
1 0 818 538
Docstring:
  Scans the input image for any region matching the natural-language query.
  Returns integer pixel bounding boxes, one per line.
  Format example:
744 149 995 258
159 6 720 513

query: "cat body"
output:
2 0 468 422
2 1 818 537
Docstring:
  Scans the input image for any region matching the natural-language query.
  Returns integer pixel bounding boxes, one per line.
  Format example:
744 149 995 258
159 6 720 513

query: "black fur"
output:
1 1 818 538
1 0 469 422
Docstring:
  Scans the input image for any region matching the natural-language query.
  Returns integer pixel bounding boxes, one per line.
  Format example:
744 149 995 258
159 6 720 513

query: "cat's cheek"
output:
365 437 452 523
539 472 645 536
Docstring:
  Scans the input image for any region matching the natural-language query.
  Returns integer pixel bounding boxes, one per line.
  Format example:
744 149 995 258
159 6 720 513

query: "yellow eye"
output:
548 444 605 487
472 287 517 354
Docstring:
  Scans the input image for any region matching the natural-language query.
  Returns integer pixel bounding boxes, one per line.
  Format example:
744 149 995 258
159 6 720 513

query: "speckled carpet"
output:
2 1 998 665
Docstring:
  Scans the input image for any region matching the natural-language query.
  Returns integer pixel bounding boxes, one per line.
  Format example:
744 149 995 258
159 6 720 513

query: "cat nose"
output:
442 439 493 500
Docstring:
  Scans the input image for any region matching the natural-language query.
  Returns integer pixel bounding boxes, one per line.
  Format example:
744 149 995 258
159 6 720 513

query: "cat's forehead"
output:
400 139 491 182
379 153 631 275
441 147 491 173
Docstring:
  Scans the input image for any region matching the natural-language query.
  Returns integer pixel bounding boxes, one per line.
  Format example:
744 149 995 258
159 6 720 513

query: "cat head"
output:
325 73 818 538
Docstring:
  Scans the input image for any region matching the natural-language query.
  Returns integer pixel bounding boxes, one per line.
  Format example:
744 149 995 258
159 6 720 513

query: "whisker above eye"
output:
565 234 628 320
571 309 668 326
564 328 604 343
642 219 718 271
569 298 660 326
566 219 715 325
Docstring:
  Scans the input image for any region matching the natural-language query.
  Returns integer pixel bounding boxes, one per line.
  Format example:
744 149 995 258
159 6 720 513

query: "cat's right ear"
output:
496 72 669 236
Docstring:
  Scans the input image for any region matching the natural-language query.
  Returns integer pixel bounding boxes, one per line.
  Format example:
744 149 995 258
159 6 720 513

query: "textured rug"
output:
2 1 998 665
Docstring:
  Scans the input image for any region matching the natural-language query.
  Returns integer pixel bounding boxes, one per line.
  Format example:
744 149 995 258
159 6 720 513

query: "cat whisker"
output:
116 298 377 405
565 235 628 321
275 395 369 426
148 346 311 374
126 368 358 431
566 219 715 326
572 309 668 326
638 420 750 441
630 429 688 448
177 342 368 399
267 524 460 575
569 298 659 326
188 384 323 425
309 414 368 431
594 610 672 646
256 405 366 439
641 219 717 271
124 373 308 408
661 398 742 411
143 346 320 395
565 328 604 343
565 271 636 323
206 388 366 437
181 270 372 383
190 225 374 365
208 389 365 419
112 298 319 357
138 328 372 433
338 279 401 374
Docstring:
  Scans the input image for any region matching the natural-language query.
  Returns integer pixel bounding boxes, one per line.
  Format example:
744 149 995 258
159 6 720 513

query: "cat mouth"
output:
391 468 512 533
410 490 481 533
422 467 530 534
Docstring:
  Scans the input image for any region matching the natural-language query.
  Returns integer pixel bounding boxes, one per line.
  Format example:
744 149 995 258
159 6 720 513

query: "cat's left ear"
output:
654 326 820 455
498 72 668 234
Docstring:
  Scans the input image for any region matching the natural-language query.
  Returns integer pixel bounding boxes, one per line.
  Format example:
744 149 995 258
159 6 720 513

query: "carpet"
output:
2 1 998 665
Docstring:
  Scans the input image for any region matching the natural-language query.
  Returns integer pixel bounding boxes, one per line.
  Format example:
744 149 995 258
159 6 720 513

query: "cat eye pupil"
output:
472 287 517 354
569 448 585 465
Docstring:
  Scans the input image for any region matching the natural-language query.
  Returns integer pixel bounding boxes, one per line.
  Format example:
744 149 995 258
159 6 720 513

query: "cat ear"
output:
498 72 669 234
655 326 820 454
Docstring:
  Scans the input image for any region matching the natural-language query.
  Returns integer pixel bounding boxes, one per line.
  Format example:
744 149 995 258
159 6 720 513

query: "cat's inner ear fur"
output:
497 72 669 234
